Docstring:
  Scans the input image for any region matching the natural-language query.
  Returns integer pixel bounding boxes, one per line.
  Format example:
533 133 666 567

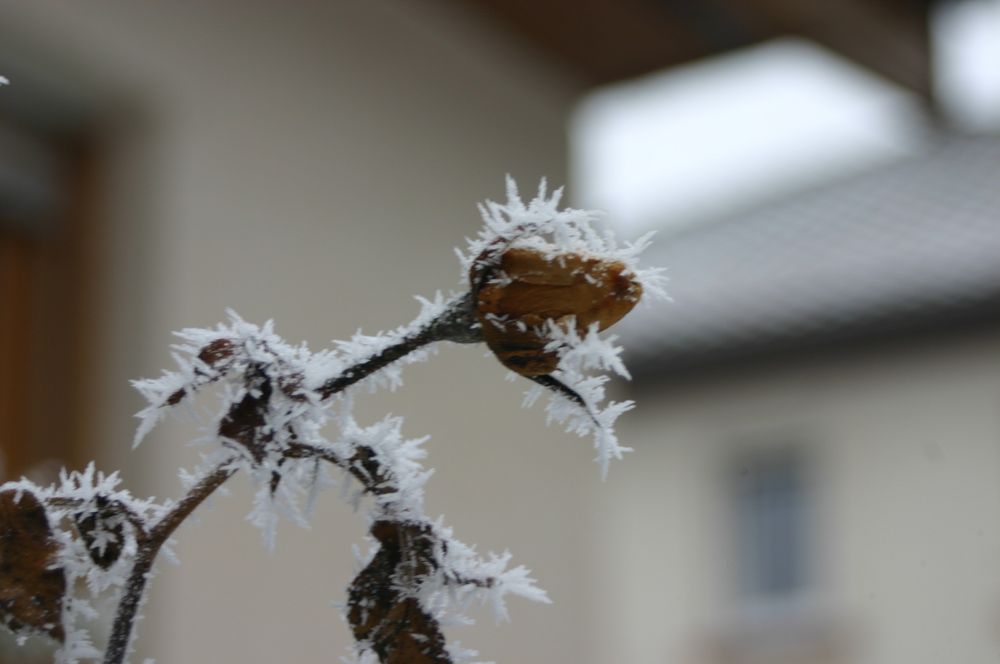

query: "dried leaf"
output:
474 247 642 375
0 489 66 642
73 496 125 569
348 521 449 664
218 365 272 462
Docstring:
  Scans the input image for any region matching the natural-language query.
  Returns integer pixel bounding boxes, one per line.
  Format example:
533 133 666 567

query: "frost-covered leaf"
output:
217 367 273 463
0 465 167 662
72 495 126 570
0 489 66 642
348 521 449 664
49 464 162 579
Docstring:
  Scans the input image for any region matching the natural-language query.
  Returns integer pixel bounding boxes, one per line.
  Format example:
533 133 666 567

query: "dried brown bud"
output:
0 489 66 642
473 247 642 375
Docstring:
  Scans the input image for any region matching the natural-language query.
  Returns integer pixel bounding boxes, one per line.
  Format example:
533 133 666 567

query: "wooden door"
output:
0 130 97 481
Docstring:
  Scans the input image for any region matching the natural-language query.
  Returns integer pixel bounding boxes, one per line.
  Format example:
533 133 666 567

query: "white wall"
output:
598 334 1000 664
0 2 610 662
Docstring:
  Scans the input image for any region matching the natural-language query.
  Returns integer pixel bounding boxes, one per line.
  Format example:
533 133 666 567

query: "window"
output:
710 450 839 664
733 447 808 603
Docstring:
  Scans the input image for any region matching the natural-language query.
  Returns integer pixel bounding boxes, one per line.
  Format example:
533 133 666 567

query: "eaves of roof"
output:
619 134 1000 381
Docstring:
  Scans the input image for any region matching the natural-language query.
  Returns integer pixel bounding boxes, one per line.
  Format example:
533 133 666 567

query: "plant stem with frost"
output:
103 464 235 664
103 294 481 664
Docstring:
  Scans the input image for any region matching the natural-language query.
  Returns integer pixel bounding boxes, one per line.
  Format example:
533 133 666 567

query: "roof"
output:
619 134 1000 378
453 0 936 102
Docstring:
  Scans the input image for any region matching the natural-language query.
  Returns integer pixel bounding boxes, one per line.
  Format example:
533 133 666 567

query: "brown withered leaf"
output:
0 490 66 642
217 365 272 463
348 521 449 664
474 247 642 376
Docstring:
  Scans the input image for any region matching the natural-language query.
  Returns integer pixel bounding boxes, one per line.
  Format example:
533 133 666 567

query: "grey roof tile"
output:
619 135 1000 372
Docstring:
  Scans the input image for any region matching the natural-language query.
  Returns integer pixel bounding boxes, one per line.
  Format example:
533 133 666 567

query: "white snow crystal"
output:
457 176 667 301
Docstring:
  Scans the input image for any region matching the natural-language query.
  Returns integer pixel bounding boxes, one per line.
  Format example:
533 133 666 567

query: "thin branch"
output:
287 442 387 496
103 293 481 663
103 463 236 664
290 440 459 662
318 292 480 400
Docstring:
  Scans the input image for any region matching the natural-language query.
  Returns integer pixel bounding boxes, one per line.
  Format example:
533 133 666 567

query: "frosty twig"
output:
103 463 235 664
0 179 664 663
317 292 482 399
105 295 485 664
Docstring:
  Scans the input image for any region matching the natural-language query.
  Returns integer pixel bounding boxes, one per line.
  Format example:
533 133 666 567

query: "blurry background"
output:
0 0 998 662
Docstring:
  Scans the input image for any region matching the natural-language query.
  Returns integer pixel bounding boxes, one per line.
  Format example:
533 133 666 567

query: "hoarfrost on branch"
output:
0 179 665 663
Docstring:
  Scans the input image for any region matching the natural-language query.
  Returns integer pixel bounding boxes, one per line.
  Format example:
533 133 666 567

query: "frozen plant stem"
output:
103 465 235 664
318 292 481 399
103 294 483 664
0 180 664 664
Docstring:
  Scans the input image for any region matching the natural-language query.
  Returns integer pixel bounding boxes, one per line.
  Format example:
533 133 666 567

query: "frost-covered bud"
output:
472 247 642 376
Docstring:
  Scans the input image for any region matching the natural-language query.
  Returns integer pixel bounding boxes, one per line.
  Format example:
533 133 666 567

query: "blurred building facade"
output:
1 1 998 663
606 136 1000 664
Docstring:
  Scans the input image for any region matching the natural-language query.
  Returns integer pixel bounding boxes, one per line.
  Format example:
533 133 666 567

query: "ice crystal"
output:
458 176 667 301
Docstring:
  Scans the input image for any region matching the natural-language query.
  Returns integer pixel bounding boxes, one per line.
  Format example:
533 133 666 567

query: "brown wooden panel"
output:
0 234 33 477
0 137 98 482
454 0 729 85
733 0 934 100
451 0 936 103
